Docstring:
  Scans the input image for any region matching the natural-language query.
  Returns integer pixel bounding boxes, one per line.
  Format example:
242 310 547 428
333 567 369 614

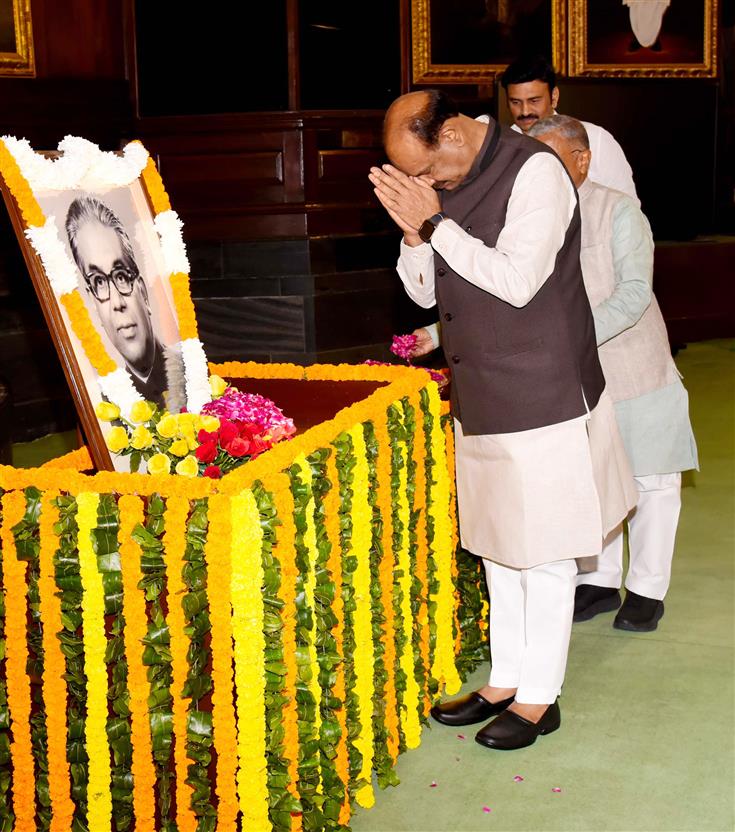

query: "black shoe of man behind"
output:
573 584 621 622
614 590 665 632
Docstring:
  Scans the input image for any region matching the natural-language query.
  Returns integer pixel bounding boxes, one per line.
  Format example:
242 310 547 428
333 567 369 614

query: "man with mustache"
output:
369 90 636 750
66 195 185 413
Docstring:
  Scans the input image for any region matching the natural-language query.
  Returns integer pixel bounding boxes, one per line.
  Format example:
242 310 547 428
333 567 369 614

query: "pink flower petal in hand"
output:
482 806 492 814
552 787 562 793
513 775 524 783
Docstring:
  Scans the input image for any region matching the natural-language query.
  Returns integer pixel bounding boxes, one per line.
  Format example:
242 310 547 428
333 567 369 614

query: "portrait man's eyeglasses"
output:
85 266 139 302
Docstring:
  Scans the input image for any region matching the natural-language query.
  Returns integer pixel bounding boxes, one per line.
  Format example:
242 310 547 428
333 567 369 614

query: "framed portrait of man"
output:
411 0 566 84
568 0 718 77
0 138 200 471
0 0 34 76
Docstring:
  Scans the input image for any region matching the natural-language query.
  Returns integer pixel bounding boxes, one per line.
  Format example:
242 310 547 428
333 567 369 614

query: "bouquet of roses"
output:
97 375 296 478
363 333 449 387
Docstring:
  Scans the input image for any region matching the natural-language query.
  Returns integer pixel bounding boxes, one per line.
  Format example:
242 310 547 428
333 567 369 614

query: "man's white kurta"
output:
397 152 637 569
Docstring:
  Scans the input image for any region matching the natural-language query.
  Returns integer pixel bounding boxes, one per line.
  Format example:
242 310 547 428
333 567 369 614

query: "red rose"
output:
219 420 240 445
226 436 251 457
240 421 261 438
195 440 218 463
203 464 222 479
248 435 271 458
197 428 218 444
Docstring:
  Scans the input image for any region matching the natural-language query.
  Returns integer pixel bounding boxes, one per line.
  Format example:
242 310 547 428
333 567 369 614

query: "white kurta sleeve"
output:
428 153 576 308
586 123 639 204
593 196 654 346
396 238 436 308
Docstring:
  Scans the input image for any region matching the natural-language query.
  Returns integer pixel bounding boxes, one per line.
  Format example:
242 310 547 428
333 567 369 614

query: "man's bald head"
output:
382 90 485 190
528 114 591 188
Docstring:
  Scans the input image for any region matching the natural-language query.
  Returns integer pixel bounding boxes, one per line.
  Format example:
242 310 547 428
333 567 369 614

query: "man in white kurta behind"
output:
368 91 636 751
529 114 698 631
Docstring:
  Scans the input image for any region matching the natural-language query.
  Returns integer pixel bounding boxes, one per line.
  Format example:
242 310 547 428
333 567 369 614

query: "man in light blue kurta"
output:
529 115 698 632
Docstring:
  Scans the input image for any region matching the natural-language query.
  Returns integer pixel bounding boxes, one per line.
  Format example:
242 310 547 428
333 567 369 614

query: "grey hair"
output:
65 195 137 272
527 114 590 150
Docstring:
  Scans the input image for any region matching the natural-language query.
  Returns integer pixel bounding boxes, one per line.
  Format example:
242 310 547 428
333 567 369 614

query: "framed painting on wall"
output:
411 0 566 84
0 0 34 76
568 0 718 77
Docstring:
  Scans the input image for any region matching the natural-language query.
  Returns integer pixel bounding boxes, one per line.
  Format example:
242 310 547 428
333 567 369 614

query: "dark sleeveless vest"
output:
435 117 605 435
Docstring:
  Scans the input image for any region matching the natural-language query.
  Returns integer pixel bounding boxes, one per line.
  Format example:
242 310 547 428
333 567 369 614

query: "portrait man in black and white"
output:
65 195 185 413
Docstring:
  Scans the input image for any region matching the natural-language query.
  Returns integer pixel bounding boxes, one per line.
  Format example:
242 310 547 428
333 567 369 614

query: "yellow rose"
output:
175 455 199 478
105 426 128 453
199 414 220 432
156 414 178 439
147 453 171 476
130 400 156 424
169 438 190 457
209 374 228 397
186 434 199 451
130 425 154 450
95 401 120 421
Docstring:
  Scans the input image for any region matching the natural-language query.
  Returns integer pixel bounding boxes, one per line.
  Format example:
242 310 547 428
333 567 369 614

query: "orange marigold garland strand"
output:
0 140 45 227
204 494 239 831
169 273 199 342
37 492 75 832
0 490 36 832
140 153 172 214
271 477 303 832
323 450 351 824
118 495 158 830
59 292 117 377
162 496 198 832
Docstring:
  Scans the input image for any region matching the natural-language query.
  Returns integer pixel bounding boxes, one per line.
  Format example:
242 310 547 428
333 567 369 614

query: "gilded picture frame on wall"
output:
568 0 718 78
411 0 566 84
0 0 34 77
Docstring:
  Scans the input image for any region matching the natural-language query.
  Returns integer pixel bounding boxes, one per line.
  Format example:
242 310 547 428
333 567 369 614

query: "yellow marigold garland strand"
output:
230 490 270 828
140 153 172 213
323 451 351 825
162 496 198 832
271 477 303 832
205 494 239 831
169 272 199 342
408 393 432 717
118 495 157 831
40 445 93 471
0 491 36 832
76 492 113 832
37 492 75 832
0 140 45 227
426 391 462 696
347 426 377 809
372 418 400 761
394 410 422 750
59 292 117 377
294 454 323 796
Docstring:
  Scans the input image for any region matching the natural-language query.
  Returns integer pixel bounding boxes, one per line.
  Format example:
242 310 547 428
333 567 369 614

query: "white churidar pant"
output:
624 0 671 47
484 558 577 704
576 472 682 600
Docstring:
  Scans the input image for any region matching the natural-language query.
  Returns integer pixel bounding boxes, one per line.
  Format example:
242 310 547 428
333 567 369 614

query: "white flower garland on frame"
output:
153 210 190 275
24 217 80 296
180 338 211 414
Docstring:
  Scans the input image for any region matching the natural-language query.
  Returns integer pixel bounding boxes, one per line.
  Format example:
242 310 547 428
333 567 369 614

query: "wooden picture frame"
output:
411 0 566 84
0 139 200 471
568 0 718 78
0 0 34 76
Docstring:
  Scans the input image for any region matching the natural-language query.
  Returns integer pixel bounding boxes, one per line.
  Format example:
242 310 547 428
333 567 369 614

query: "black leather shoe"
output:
573 584 621 622
475 700 561 750
614 590 664 632
430 692 514 727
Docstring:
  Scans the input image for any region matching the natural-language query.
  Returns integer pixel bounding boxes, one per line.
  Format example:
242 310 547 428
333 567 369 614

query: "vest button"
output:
437 267 446 276
466 225 472 232
444 312 453 321
452 355 461 364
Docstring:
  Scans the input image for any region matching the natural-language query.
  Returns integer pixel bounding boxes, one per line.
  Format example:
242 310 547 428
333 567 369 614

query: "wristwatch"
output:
418 212 446 243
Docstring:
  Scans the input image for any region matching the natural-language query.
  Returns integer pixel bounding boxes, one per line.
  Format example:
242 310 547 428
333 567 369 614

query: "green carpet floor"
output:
350 339 735 832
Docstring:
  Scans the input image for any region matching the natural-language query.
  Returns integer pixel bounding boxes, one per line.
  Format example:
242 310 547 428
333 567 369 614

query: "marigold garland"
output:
394 409 422 750
0 140 45 227
76 492 113 832
426 392 462 696
37 492 75 832
59 291 117 377
204 493 239 831
117 495 158 830
322 451 351 825
294 454 324 795
373 418 401 761
347 426 377 810
230 490 270 828
161 496 198 832
0 490 36 832
140 153 172 214
271 477 303 832
169 272 199 342
40 445 93 471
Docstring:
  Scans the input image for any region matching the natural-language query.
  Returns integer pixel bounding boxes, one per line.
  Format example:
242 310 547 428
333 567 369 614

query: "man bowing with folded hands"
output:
369 90 636 750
